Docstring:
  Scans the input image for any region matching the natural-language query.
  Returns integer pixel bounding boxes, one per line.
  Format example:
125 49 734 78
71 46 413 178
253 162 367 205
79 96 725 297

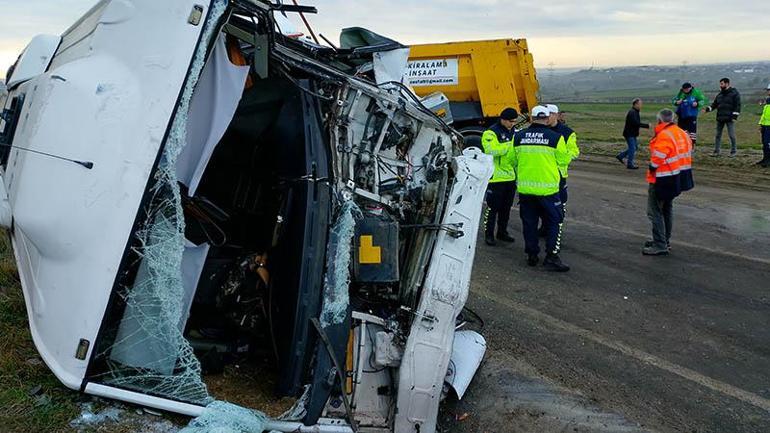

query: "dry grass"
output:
204 363 296 418
0 234 81 432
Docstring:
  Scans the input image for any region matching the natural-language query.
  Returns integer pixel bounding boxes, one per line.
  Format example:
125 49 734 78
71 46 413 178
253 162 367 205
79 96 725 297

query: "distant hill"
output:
540 61 770 104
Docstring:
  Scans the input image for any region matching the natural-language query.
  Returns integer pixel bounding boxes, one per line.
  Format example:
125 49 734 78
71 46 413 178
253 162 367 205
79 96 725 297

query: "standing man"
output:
618 98 650 169
644 109 694 256
705 78 741 157
547 104 580 252
481 107 518 246
758 84 770 167
672 82 707 149
508 106 571 271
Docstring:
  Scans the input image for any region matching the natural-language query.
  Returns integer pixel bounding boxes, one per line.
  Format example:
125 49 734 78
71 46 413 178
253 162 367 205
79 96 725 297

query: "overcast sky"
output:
1 0 769 78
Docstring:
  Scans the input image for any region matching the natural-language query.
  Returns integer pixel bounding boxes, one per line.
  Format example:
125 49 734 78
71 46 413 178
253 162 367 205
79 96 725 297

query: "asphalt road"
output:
444 158 770 433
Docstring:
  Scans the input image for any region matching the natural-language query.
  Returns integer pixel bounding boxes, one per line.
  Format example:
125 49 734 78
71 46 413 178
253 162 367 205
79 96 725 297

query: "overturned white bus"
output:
0 1 491 432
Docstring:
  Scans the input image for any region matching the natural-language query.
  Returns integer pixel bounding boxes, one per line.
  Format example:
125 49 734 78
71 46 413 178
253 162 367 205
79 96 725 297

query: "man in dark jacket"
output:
705 78 741 157
617 98 650 169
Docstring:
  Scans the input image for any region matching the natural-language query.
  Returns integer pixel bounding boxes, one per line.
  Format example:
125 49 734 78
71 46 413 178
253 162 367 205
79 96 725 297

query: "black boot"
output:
543 254 570 272
527 254 539 267
497 232 515 243
485 233 497 246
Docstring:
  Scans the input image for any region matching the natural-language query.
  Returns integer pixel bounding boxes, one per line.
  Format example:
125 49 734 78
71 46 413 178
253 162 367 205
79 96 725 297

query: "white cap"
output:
546 104 559 114
531 106 550 119
767 83 770 90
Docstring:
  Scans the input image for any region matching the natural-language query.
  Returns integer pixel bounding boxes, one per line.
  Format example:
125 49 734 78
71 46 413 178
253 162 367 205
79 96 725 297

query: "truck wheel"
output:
463 135 482 150
459 127 484 150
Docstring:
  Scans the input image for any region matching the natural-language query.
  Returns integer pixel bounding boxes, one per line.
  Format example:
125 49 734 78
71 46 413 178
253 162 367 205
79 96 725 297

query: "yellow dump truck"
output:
407 39 539 135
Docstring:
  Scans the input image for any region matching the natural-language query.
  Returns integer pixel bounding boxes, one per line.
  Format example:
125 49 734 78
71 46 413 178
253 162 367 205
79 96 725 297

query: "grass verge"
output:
558 102 766 150
0 234 81 432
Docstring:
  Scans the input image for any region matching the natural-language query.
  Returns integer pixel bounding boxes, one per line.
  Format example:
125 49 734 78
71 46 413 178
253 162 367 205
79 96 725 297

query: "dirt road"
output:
444 158 770 433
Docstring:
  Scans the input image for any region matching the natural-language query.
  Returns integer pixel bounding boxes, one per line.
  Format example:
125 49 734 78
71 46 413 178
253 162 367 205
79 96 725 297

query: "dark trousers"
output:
618 136 638 167
484 181 516 237
678 117 698 146
647 184 673 249
520 193 564 256
556 178 568 253
715 120 737 154
762 126 770 161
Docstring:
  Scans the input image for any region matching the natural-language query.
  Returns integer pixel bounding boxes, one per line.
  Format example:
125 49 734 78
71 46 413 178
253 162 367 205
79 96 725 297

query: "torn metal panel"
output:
395 148 494 433
445 331 487 400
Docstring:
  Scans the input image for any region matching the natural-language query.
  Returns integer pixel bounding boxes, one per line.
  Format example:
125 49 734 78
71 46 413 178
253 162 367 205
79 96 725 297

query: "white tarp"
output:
373 48 410 85
176 34 250 197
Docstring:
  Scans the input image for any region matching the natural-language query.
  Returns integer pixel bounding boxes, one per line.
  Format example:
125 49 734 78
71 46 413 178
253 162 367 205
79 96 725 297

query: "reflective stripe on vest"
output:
517 179 560 189
656 169 681 177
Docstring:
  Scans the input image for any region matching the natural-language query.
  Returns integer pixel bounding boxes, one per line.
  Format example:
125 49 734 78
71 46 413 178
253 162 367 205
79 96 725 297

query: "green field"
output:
557 102 766 151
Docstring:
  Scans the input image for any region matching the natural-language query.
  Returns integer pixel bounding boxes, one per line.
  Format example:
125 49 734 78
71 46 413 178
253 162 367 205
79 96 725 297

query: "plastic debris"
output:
70 403 122 429
70 402 180 433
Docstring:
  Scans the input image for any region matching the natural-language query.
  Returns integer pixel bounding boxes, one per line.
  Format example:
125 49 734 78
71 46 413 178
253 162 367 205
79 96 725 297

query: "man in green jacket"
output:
672 82 707 149
759 84 770 167
481 107 518 246
509 106 572 271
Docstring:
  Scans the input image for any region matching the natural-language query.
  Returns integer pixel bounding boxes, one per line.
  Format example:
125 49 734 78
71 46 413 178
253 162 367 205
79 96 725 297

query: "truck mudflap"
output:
394 147 493 433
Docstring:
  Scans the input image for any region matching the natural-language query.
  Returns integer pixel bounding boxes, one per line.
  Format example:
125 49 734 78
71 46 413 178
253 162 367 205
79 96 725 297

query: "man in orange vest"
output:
643 109 694 256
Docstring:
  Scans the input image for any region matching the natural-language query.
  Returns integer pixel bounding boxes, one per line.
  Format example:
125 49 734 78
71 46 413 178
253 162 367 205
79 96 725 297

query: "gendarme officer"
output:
481 107 519 246
508 105 572 271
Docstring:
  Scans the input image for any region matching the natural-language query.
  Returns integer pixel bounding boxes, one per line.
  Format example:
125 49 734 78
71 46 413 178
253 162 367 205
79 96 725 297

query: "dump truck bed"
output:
407 39 539 127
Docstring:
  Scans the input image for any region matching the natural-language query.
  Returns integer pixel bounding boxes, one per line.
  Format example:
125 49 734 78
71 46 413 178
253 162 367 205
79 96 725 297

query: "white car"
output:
0 1 492 432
